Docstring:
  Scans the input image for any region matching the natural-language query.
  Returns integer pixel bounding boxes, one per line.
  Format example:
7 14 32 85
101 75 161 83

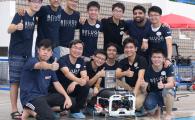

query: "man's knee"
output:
136 94 146 110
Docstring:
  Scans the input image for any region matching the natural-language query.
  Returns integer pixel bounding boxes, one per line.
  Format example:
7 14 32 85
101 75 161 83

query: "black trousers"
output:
28 93 65 120
68 85 90 113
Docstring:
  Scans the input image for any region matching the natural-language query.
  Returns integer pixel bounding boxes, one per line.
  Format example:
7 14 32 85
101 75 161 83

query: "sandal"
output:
10 111 22 120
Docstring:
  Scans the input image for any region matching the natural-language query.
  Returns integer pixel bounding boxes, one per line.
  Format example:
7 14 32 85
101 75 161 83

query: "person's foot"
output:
164 113 174 120
69 112 86 119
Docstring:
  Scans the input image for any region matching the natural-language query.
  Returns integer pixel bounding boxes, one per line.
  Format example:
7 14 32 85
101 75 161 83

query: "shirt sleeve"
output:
163 26 172 39
58 56 68 69
139 57 148 70
80 58 86 71
118 59 125 70
23 58 39 70
51 71 58 82
76 12 81 29
35 6 45 17
100 18 105 32
166 65 175 77
11 13 22 25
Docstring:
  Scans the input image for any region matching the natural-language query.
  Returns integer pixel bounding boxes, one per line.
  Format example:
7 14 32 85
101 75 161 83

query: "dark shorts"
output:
9 56 28 84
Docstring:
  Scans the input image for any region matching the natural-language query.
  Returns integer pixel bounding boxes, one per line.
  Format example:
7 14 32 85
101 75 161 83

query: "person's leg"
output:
30 96 55 120
9 56 27 119
144 92 159 115
136 92 146 110
21 108 36 120
163 89 174 120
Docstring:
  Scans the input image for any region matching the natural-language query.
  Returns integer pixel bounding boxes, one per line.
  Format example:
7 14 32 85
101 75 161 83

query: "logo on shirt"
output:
161 71 166 76
47 14 61 22
76 64 81 69
156 31 162 36
60 19 78 27
120 31 124 35
95 24 100 29
45 76 51 80
134 62 139 69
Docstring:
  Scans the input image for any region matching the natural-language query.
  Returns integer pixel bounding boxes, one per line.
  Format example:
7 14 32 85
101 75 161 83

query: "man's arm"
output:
134 69 145 95
53 81 69 98
166 37 173 60
60 67 81 83
87 69 105 87
164 76 175 89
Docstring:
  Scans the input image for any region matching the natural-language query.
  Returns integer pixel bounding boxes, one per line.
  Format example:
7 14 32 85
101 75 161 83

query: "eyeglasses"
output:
95 55 106 61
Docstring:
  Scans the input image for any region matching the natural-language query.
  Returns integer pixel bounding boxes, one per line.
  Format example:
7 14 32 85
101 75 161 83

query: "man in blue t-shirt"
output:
79 1 101 57
7 0 42 118
56 40 89 119
116 37 147 111
125 5 150 59
142 6 173 67
20 39 72 120
142 49 175 120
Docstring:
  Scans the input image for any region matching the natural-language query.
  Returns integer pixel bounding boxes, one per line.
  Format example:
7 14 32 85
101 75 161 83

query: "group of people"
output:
7 0 175 120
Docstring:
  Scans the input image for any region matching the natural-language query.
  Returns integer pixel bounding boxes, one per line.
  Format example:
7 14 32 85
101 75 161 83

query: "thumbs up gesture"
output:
97 67 105 78
158 78 164 89
125 68 134 78
51 58 59 71
16 20 23 31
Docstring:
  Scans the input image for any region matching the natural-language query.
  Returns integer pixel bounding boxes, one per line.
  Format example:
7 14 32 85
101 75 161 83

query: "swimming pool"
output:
175 116 195 120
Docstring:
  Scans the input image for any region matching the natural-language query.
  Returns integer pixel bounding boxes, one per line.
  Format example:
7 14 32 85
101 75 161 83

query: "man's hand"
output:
164 59 172 68
64 96 72 109
50 58 59 71
79 17 87 25
141 41 148 51
158 80 164 89
124 68 134 78
16 20 23 31
67 82 77 94
97 68 105 78
78 77 87 86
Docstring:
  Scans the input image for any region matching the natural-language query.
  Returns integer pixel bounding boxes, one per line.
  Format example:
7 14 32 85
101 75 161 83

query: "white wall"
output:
119 0 195 20
0 1 15 47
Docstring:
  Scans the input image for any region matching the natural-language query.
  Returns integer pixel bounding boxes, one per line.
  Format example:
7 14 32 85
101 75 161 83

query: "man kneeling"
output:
143 49 175 120
20 39 72 120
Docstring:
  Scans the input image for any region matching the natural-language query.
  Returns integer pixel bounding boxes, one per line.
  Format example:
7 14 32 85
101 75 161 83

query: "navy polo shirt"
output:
125 19 151 55
36 5 62 47
9 12 35 57
56 54 86 88
101 17 127 54
118 55 147 87
79 20 101 57
145 65 174 92
59 11 80 47
144 25 172 57
20 58 58 106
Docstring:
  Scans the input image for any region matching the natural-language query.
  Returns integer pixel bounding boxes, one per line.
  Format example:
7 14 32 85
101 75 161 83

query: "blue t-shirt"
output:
125 19 151 55
79 20 101 57
9 12 35 57
36 5 62 47
118 55 147 87
144 25 172 57
20 58 58 106
59 11 80 47
145 65 174 92
56 54 86 88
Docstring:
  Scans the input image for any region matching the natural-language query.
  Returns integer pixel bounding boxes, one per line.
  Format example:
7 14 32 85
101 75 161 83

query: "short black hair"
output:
106 43 118 52
69 39 84 48
123 37 137 48
94 49 107 59
148 6 162 15
38 39 53 49
133 5 146 14
112 2 125 13
87 1 100 10
151 49 165 57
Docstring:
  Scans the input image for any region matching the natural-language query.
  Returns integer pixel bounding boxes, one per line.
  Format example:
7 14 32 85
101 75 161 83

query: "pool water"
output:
175 116 195 120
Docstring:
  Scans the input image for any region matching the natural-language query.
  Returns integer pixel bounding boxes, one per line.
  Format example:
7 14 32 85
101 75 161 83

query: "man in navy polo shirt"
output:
59 0 80 48
20 39 72 120
142 6 172 67
79 1 101 57
7 0 42 118
101 2 127 54
116 37 147 111
56 40 89 119
142 49 175 120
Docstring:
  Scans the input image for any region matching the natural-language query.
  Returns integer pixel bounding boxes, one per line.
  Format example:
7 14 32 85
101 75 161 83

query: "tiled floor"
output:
0 90 195 120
